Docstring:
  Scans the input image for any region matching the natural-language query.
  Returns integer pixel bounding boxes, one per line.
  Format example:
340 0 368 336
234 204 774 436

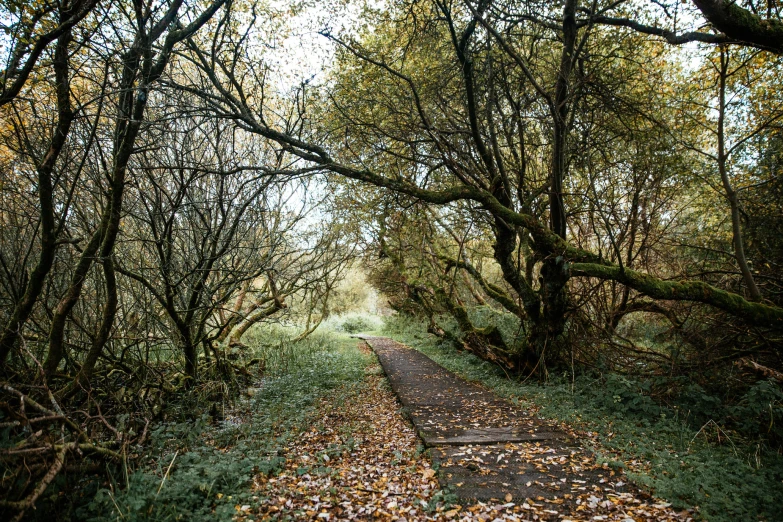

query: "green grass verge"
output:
79 331 369 522
382 316 783 522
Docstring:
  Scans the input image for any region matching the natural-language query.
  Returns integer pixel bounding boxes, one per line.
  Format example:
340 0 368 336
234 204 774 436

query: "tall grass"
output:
322 312 385 334
241 324 328 376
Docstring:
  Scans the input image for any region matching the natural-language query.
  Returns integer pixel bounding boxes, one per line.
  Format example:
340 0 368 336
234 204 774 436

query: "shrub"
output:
593 373 661 418
731 379 783 445
329 313 384 334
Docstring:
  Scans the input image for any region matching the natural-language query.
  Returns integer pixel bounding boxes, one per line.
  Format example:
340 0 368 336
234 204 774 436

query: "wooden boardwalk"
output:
359 336 686 521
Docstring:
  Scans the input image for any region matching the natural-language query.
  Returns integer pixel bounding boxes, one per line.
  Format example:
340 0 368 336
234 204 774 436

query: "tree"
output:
181 0 782 374
589 0 783 54
116 103 351 381
0 14 74 365
39 0 228 377
0 0 99 106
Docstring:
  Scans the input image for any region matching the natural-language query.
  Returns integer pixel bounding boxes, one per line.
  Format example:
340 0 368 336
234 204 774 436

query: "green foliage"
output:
79 331 369 522
86 439 282 522
337 316 371 333
730 379 783 444
593 373 662 418
674 382 724 427
326 312 384 334
327 265 382 316
383 313 431 339
384 314 783 522
242 324 331 376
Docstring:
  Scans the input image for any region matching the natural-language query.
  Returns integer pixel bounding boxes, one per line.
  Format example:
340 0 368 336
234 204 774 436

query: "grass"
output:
322 312 385 334
382 314 783 522
76 329 371 522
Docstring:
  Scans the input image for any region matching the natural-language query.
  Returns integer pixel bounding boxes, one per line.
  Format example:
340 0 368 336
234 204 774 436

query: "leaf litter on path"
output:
236 343 691 521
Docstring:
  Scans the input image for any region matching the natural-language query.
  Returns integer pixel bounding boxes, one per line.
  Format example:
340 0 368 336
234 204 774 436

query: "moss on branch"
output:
440 256 523 317
572 263 783 328
693 0 783 54
318 153 782 329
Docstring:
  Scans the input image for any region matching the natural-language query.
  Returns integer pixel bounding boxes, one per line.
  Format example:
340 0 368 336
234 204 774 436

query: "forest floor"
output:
56 325 782 522
237 338 689 521
74 326 780 522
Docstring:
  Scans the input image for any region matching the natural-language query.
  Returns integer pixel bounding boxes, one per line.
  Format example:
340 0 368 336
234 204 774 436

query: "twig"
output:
689 419 738 456
0 414 66 428
94 398 122 441
736 358 783 382
137 417 150 446
1 384 86 439
156 450 179 497
355 487 405 496
0 441 122 459
0 443 68 521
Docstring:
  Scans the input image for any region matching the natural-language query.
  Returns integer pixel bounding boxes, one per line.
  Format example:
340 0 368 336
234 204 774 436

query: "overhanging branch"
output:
572 263 783 328
589 15 734 45
693 0 783 54
441 255 524 317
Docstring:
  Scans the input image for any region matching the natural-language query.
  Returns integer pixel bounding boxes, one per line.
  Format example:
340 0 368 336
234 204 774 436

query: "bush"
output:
731 379 783 445
673 382 724 427
329 313 384 334
593 373 661 418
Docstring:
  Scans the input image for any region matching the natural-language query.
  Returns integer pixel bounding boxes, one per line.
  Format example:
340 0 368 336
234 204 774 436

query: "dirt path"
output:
247 342 444 520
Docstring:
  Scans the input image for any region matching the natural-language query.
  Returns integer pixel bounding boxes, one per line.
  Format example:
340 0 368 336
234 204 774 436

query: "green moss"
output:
572 262 783 327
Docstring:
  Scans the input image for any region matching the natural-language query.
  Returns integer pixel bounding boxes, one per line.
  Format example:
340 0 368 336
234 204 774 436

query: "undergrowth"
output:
69 331 369 522
383 314 783 522
323 312 384 334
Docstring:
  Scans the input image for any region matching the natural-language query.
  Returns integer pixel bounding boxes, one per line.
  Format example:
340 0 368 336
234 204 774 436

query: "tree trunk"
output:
228 299 285 344
436 288 517 371
215 281 253 342
0 28 73 369
549 0 578 239
44 26 162 375
529 257 570 363
69 257 117 392
717 47 761 301
44 224 104 375
522 0 578 372
183 340 198 384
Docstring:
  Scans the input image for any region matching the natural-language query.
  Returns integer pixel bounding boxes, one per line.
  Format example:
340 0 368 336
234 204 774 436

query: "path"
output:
360 335 687 520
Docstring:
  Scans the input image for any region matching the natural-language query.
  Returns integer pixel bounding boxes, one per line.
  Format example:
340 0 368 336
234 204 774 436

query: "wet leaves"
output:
234 341 692 521
241 363 444 520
